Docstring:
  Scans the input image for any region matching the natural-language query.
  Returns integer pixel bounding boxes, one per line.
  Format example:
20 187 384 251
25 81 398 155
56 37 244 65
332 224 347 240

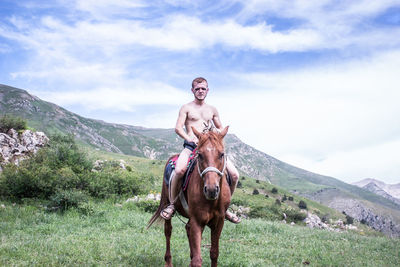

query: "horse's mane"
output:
197 131 224 150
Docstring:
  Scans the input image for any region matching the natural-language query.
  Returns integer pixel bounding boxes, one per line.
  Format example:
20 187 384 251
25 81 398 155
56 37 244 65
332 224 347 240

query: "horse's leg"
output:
188 220 204 267
210 219 224 267
164 219 173 267
185 223 193 260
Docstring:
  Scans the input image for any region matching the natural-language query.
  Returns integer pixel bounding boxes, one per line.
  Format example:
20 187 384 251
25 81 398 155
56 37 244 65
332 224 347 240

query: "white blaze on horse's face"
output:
192 125 229 201
200 146 224 201
206 146 215 152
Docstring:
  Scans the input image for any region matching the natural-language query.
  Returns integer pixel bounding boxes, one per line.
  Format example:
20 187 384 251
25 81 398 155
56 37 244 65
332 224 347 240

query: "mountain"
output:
1 84 400 236
353 178 400 205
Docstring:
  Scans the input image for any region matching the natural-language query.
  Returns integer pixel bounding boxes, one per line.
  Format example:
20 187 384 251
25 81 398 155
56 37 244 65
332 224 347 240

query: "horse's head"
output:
192 126 229 200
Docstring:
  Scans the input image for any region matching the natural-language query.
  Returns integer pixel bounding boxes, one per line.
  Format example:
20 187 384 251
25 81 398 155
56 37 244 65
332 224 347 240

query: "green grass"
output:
1 200 399 267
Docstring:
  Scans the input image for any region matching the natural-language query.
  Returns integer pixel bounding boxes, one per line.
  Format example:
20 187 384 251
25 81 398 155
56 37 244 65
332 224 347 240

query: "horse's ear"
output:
192 126 201 139
219 126 229 138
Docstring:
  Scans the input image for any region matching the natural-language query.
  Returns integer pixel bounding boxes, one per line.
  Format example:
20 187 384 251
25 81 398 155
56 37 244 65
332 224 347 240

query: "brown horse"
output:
148 126 231 267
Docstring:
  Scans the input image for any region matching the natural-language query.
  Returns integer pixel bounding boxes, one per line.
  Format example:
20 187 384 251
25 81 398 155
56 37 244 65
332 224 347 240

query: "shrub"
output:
237 181 242 188
284 208 307 222
346 215 354 225
298 200 307 209
0 114 27 133
48 189 89 212
322 214 330 223
282 194 287 202
256 180 260 183
275 199 281 206
135 200 159 213
249 205 281 220
265 194 269 198
0 133 153 200
271 187 278 194
0 134 92 198
252 189 259 195
288 196 294 201
87 169 152 198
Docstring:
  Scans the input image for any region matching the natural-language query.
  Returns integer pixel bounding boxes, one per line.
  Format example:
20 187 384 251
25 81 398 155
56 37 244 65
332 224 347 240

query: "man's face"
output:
191 81 209 101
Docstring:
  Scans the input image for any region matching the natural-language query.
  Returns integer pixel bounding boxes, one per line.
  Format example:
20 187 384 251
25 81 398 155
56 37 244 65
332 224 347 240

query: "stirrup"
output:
160 204 175 220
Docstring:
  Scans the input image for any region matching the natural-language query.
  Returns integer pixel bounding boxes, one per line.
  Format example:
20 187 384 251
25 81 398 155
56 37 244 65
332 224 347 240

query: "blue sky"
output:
1 0 400 184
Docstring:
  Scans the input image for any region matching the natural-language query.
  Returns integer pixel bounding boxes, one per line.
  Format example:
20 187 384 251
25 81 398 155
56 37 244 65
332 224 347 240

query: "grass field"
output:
1 200 399 267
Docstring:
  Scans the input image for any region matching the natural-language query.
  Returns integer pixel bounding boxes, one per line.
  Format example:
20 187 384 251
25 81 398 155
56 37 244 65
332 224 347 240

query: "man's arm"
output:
175 105 193 142
212 106 223 132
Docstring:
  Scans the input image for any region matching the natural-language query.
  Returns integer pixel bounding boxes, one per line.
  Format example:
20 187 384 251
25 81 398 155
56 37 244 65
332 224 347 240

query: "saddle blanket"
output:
164 149 232 191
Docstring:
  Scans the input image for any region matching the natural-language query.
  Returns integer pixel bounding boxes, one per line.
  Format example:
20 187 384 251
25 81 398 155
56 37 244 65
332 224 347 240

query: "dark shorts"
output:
183 140 197 152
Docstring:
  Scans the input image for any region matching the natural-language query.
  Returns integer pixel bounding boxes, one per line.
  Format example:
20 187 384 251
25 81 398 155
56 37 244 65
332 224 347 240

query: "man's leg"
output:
225 159 241 224
160 148 192 220
226 159 239 195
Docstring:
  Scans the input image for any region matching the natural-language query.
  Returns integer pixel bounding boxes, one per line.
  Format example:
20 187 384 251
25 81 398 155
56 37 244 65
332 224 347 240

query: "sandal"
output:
225 210 241 224
160 204 175 220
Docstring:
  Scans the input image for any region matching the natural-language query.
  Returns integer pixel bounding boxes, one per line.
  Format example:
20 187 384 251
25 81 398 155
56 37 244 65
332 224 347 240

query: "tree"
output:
0 114 27 133
298 200 307 209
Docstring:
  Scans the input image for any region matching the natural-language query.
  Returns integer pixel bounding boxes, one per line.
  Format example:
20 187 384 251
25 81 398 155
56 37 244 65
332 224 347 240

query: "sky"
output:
1 0 400 184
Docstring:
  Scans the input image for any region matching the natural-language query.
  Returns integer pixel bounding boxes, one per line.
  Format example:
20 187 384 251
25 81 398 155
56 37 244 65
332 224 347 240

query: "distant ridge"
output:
353 178 400 203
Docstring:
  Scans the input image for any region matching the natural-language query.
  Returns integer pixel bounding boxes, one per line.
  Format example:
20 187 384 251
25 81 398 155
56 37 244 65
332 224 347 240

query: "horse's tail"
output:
147 168 170 229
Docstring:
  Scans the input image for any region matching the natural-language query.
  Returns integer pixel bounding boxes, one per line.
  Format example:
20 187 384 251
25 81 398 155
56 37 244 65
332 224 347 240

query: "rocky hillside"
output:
1 84 400 237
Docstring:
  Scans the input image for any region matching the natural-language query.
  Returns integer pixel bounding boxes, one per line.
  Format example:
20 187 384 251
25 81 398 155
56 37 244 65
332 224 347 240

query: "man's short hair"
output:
192 77 208 88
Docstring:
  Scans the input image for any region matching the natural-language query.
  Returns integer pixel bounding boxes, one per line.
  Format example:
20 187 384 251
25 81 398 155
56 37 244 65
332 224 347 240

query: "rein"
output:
196 154 227 178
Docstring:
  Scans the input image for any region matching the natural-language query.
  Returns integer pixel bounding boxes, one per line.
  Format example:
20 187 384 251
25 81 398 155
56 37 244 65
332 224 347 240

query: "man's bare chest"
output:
187 109 214 122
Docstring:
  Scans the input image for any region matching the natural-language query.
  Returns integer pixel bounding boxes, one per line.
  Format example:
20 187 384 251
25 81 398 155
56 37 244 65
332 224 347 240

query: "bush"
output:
48 189 89 212
135 200 159 213
0 134 92 198
284 208 307 222
249 205 281 220
275 199 281 206
346 215 354 225
237 181 242 188
252 189 259 195
282 194 287 202
88 169 152 198
271 187 278 194
256 180 260 183
0 114 27 133
288 196 294 201
298 200 307 209
322 214 330 223
0 133 153 200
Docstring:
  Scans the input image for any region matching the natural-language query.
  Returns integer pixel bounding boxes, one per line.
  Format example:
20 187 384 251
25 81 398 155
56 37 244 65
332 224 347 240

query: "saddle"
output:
164 149 197 191
164 149 232 191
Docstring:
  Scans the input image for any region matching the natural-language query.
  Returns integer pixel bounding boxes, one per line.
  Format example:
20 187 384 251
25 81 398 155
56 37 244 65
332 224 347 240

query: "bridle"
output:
197 153 227 179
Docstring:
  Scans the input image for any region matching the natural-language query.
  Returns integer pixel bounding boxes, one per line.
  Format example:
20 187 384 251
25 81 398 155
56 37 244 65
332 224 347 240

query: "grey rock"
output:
0 129 48 168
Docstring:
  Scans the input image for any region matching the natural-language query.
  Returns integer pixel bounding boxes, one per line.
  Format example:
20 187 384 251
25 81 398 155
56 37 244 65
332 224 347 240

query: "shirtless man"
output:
160 77 241 224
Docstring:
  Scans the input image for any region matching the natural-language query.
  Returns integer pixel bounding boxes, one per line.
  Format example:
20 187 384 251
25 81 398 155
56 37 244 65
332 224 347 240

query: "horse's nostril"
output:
204 186 207 193
216 185 220 192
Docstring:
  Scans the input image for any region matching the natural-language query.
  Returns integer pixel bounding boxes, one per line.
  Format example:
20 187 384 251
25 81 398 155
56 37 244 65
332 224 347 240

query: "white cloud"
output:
34 82 191 112
210 49 400 183
306 139 400 184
